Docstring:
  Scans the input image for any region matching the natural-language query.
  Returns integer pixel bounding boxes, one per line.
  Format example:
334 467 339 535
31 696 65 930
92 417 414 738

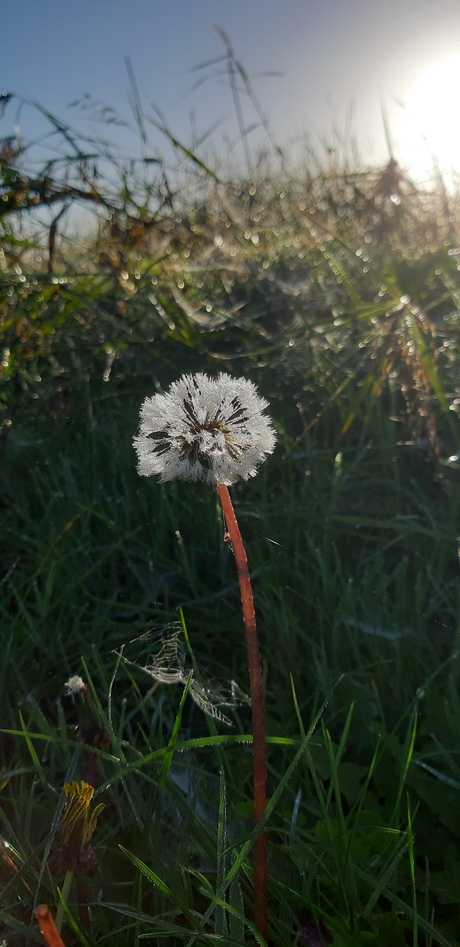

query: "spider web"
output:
119 624 248 726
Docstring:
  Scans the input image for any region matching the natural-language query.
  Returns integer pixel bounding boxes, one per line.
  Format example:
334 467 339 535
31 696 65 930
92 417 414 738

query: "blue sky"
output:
3 0 460 179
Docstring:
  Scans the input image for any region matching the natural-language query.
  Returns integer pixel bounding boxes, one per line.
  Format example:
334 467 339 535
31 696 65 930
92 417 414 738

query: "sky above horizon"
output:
3 0 460 183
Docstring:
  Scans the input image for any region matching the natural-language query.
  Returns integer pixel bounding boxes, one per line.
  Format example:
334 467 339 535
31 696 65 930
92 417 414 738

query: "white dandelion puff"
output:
64 676 87 698
133 372 276 486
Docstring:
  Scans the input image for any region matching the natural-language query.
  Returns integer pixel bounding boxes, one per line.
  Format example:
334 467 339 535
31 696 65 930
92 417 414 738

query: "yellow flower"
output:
53 782 104 872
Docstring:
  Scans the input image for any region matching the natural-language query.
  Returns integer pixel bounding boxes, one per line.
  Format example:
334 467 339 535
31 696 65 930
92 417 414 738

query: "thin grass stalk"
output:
217 483 268 942
55 868 73 933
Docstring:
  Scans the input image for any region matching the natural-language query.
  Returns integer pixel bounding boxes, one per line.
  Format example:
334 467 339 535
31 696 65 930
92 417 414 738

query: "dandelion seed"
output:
63 676 108 752
64 676 87 698
133 372 276 486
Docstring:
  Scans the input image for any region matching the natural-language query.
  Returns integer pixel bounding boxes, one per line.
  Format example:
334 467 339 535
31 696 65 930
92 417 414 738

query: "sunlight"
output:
394 53 460 186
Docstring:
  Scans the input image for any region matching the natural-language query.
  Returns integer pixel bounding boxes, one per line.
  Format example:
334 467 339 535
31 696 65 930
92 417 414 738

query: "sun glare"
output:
394 54 460 186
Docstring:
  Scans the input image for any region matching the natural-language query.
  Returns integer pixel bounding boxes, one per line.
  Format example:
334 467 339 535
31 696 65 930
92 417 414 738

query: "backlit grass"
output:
1 67 460 945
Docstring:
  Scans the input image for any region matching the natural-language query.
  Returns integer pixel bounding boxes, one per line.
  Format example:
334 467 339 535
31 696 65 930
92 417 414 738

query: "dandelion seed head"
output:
133 372 276 485
64 675 87 697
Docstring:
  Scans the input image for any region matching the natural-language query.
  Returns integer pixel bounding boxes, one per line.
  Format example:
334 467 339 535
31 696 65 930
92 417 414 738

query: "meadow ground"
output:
1 88 460 946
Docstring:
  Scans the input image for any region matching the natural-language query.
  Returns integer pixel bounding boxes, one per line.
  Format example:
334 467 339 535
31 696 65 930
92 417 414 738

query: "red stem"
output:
217 484 268 943
85 753 97 787
35 905 67 947
76 875 90 930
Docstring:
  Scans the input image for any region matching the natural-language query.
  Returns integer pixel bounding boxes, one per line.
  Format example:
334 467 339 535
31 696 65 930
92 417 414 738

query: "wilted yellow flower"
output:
52 782 104 872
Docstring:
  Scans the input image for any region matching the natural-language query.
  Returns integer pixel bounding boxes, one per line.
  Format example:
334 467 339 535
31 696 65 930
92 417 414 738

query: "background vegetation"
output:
1 54 460 946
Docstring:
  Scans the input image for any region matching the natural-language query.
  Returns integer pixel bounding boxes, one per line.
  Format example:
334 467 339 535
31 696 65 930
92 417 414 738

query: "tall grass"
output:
1 48 460 945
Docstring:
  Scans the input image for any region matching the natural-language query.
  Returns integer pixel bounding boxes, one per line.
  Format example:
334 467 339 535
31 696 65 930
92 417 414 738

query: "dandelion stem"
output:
77 874 90 929
217 483 268 943
35 905 67 947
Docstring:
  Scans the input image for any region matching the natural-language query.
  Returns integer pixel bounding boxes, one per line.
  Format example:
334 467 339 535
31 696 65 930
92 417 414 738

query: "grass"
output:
1 52 460 945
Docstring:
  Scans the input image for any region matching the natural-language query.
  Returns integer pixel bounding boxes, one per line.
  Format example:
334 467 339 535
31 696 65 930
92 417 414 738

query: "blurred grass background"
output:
1 57 460 946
